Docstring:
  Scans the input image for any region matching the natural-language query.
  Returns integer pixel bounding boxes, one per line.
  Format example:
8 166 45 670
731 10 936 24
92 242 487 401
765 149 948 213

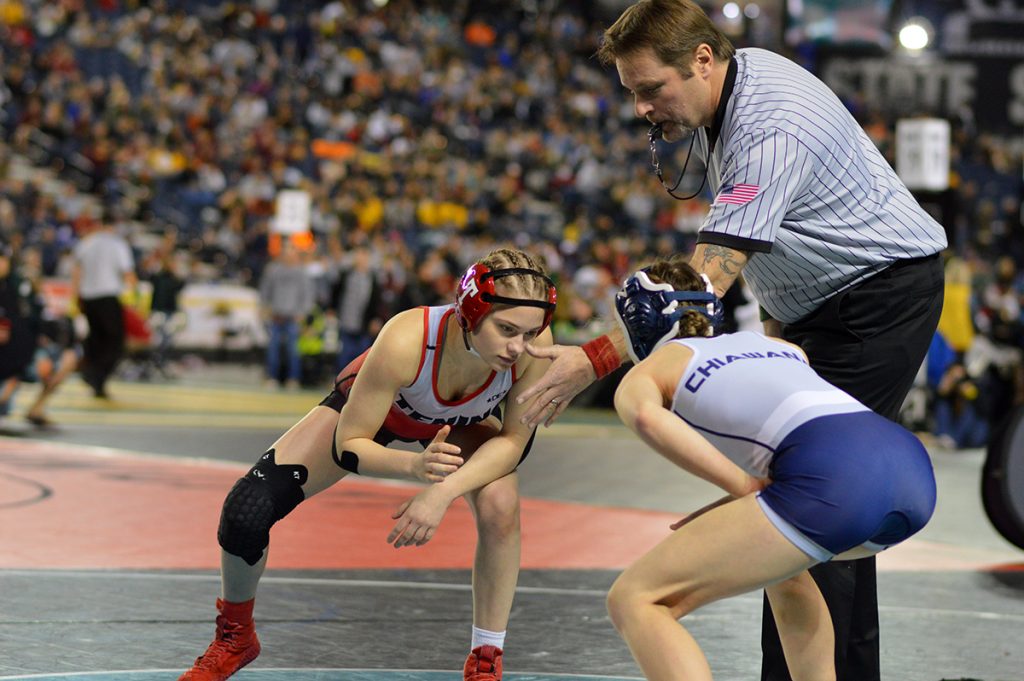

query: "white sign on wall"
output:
273 190 312 234
895 118 951 192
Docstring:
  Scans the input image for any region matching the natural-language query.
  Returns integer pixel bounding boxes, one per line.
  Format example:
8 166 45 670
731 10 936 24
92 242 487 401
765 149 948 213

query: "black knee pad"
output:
319 389 347 413
217 449 308 566
319 372 356 413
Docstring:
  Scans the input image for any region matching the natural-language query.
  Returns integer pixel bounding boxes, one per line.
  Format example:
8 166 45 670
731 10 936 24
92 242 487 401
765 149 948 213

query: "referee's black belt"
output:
881 252 940 274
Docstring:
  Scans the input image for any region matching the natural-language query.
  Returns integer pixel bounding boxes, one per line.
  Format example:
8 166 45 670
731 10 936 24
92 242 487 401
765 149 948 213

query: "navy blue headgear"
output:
613 268 723 363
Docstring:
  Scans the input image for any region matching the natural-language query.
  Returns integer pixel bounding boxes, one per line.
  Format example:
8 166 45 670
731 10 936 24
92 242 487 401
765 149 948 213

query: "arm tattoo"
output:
700 245 743 277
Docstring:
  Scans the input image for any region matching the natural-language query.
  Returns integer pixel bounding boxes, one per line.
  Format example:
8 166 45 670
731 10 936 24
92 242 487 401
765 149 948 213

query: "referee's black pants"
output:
80 295 126 396
761 253 944 681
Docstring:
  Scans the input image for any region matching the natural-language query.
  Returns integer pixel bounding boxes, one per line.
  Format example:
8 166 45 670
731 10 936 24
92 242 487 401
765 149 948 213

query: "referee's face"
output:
616 47 714 142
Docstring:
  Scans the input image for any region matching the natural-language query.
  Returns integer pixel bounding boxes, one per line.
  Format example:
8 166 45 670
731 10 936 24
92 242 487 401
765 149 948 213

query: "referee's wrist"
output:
582 334 622 379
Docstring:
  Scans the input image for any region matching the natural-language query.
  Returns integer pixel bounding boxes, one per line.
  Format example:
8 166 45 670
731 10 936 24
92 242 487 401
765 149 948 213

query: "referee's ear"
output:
694 44 713 74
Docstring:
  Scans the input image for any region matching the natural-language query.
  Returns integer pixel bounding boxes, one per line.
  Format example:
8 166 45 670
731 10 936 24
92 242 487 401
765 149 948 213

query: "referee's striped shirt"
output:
694 48 947 324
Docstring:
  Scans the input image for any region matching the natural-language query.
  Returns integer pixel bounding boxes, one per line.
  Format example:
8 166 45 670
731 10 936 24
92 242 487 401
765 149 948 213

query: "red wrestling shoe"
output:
463 645 503 681
179 598 261 681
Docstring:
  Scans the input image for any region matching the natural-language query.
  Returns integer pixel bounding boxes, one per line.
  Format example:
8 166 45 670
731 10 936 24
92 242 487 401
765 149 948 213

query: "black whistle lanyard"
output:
649 125 707 201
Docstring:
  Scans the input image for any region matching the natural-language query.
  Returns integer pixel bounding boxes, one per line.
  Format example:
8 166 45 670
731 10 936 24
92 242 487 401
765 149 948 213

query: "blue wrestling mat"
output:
0 671 644 681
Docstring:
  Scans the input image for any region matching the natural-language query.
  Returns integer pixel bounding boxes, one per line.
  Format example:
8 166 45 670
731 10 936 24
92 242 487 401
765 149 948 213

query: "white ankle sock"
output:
471 625 506 650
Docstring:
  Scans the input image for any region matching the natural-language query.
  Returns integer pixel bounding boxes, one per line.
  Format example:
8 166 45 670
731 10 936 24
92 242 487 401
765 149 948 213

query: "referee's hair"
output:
596 0 735 75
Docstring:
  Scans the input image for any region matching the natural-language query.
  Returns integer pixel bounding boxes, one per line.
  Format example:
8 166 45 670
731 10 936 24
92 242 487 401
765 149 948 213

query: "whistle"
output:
649 123 663 141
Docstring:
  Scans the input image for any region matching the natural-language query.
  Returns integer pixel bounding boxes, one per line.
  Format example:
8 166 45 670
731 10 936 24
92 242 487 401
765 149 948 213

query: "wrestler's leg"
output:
606 495 829 681
220 404 349 599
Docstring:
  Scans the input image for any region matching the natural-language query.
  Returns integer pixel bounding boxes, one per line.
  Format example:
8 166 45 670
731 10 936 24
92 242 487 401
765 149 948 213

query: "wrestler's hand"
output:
516 343 596 428
387 486 452 548
740 475 771 496
669 479 770 530
412 425 463 483
670 495 733 531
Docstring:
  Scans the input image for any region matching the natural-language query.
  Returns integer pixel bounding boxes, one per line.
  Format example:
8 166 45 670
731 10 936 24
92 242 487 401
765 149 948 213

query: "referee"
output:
518 1 946 680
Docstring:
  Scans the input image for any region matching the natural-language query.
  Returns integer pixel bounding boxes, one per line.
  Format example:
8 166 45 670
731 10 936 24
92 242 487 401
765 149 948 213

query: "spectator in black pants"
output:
70 217 136 398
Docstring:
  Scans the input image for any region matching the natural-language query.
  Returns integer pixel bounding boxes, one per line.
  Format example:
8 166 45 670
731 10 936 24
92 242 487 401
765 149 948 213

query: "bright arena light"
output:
898 20 930 50
744 3 761 19
723 2 741 19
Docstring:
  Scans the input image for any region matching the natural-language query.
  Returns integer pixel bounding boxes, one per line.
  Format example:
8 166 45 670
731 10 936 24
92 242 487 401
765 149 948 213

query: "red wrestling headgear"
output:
455 264 557 332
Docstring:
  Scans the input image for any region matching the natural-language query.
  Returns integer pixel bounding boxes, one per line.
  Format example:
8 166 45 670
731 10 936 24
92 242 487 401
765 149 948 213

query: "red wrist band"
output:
582 334 621 379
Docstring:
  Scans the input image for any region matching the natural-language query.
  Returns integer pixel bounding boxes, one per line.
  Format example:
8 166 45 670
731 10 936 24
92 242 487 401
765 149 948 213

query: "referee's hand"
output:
516 343 595 428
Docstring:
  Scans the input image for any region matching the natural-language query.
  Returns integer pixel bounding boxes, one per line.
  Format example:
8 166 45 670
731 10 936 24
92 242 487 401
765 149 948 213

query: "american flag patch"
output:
715 183 760 206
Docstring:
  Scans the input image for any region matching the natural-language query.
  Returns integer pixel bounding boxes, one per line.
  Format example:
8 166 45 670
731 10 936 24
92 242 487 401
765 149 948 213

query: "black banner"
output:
818 53 1024 133
794 0 1024 133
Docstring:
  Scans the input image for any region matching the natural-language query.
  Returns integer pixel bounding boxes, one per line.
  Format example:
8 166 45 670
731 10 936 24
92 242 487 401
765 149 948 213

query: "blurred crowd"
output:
1 0 1023 447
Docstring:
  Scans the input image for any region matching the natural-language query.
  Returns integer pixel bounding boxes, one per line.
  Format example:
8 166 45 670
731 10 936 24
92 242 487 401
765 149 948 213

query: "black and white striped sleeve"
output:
698 129 812 254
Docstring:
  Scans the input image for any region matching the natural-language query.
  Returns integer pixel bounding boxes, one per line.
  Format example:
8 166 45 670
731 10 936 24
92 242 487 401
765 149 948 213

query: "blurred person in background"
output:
144 245 187 378
70 214 135 399
927 332 989 450
330 244 383 373
259 241 315 390
923 256 987 449
15 314 80 429
15 247 79 428
975 255 1024 429
0 242 42 427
